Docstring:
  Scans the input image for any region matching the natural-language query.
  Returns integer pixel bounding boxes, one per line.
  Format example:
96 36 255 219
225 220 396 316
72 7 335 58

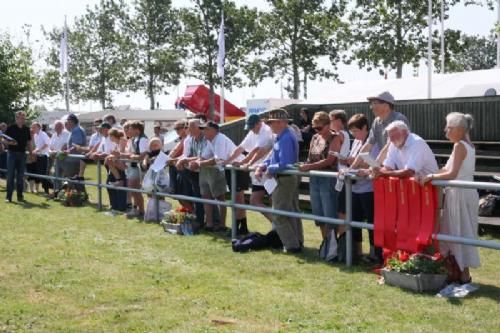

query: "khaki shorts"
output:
199 167 227 198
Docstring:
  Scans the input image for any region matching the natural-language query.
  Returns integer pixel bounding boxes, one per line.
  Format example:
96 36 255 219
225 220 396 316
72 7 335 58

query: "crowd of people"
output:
0 90 482 284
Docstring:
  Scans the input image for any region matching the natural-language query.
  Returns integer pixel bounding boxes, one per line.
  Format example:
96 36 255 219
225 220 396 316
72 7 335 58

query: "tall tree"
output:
434 31 498 73
263 0 347 99
347 0 496 79
126 0 185 110
43 0 133 109
0 34 37 123
181 0 263 118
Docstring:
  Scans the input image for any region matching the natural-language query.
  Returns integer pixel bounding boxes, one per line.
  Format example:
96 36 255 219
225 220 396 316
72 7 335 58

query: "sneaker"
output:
104 210 120 217
5 198 12 203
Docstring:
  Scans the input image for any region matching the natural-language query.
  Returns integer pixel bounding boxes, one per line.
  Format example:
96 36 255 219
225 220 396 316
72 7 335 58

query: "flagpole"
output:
219 10 225 124
427 0 433 99
63 16 70 112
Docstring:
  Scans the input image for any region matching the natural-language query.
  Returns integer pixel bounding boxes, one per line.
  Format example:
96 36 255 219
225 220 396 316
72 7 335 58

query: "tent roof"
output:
300 68 500 105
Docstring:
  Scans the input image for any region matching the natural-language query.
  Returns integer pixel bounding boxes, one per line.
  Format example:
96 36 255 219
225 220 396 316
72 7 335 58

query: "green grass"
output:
0 165 499 332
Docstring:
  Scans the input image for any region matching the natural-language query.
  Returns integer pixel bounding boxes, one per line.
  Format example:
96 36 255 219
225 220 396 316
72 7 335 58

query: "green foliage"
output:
43 0 134 109
262 0 347 99
126 0 185 110
0 34 37 123
181 0 263 118
439 33 498 72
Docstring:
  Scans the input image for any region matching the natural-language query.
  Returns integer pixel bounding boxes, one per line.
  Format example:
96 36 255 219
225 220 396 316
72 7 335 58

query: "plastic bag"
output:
144 199 172 222
155 169 170 193
142 168 156 193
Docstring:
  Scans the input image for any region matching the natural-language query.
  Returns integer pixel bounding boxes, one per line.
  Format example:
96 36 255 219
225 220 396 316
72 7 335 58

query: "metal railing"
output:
1 152 499 267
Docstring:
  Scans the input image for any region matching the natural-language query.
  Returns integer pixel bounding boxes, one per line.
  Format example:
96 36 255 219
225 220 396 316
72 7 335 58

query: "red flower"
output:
432 252 444 261
398 251 410 262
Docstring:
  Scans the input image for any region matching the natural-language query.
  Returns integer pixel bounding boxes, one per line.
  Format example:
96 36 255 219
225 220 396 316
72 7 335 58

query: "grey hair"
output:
385 120 409 133
446 112 473 132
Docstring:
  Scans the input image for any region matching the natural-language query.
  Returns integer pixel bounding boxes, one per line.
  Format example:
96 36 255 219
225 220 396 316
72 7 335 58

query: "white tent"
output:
301 68 500 105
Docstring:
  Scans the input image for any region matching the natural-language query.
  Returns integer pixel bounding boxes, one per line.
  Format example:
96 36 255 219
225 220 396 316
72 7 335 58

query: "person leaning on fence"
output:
166 119 193 211
226 114 275 231
73 118 103 181
190 121 233 232
30 122 51 194
61 113 87 179
420 112 480 284
352 91 409 168
2 111 33 203
368 121 438 179
343 113 382 263
176 119 207 228
119 121 149 219
255 109 303 253
105 128 128 187
226 114 274 222
298 111 341 241
25 125 38 194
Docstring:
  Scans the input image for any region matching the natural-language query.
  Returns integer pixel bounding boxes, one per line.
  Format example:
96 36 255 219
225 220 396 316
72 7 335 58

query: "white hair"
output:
385 120 409 133
446 112 473 132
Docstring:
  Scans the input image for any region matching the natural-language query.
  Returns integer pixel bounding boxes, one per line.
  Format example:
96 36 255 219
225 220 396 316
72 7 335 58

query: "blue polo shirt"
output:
264 127 298 175
68 125 86 152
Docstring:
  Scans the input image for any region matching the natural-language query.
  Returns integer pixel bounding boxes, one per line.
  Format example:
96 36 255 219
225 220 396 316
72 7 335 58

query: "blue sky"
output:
0 0 498 110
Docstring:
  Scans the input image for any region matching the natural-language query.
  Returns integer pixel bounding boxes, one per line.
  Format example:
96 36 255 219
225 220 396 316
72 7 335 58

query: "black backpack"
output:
231 230 283 253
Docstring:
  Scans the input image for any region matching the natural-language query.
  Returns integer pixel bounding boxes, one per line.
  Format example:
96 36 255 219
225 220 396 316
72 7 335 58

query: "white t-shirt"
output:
131 136 149 155
383 133 439 177
49 130 70 152
201 133 237 161
98 135 117 154
240 123 274 158
34 131 50 155
182 134 192 158
89 132 102 149
338 129 351 170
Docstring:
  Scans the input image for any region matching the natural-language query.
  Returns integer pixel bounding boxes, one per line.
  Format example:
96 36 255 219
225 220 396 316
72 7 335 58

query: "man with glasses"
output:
352 91 409 167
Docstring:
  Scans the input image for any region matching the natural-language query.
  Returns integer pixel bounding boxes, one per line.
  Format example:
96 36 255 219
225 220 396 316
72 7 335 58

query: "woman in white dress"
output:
422 112 480 284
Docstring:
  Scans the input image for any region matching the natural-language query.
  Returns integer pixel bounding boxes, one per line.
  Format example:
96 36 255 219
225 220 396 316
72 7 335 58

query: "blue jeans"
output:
309 175 337 227
6 151 27 200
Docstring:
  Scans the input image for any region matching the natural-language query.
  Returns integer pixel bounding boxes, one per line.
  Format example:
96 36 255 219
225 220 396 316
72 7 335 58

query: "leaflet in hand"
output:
263 176 277 195
329 151 348 160
358 152 381 168
151 151 170 172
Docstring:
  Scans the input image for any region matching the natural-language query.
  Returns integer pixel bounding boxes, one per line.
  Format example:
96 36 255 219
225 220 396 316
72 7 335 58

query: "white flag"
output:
216 12 225 78
60 19 69 75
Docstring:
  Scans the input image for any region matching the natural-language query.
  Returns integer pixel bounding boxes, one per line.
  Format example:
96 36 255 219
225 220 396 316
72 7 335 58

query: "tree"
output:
43 0 133 109
434 31 497 73
126 0 185 110
0 34 37 123
262 0 347 99
181 0 263 118
347 0 496 79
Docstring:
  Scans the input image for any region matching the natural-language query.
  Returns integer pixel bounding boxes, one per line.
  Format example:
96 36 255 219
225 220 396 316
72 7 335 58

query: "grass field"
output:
0 166 499 332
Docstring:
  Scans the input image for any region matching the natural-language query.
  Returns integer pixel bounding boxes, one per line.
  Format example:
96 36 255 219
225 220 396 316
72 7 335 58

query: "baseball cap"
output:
245 114 261 130
99 122 112 129
367 91 395 105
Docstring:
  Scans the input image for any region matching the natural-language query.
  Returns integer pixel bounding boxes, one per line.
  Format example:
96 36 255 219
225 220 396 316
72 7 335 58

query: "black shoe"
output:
17 197 26 203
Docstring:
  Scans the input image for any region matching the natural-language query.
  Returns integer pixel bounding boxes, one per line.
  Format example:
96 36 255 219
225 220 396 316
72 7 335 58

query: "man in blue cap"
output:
226 114 274 226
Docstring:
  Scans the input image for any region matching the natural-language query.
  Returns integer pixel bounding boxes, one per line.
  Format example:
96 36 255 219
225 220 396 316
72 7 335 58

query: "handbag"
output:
319 229 338 262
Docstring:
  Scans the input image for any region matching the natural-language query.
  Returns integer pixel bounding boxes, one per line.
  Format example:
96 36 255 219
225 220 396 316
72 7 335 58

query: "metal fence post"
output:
345 176 353 267
54 157 60 192
230 166 237 240
97 160 102 210
154 186 160 223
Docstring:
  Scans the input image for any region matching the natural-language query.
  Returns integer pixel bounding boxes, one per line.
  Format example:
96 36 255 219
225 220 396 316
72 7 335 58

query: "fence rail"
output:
1 153 499 267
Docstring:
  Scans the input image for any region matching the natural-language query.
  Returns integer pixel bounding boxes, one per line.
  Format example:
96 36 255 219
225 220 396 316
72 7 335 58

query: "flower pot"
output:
382 269 446 292
161 222 183 235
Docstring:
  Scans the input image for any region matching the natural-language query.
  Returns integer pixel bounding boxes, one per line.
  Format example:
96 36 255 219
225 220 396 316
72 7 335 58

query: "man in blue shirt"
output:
60 113 87 180
256 109 303 253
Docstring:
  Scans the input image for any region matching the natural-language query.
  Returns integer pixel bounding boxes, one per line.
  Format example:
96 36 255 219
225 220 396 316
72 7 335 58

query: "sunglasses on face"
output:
313 125 325 131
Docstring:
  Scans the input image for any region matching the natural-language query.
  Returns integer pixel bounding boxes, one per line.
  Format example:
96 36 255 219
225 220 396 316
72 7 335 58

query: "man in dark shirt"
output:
2 111 33 202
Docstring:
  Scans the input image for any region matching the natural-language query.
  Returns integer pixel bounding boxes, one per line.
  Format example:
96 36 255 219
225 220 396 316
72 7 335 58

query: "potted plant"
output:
382 250 447 292
161 207 196 235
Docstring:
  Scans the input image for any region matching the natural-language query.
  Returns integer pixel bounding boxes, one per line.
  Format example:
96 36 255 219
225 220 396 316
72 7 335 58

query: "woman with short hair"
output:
421 112 480 284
